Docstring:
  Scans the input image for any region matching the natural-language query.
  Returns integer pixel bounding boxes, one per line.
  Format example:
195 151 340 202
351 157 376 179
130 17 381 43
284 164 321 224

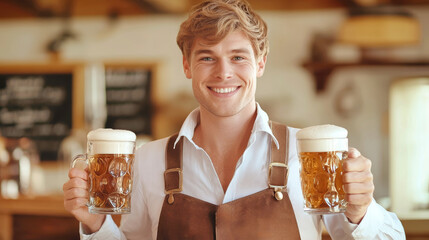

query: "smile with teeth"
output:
211 87 238 94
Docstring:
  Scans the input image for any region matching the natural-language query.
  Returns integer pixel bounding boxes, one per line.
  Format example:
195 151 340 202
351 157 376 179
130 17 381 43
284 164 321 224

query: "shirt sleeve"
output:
79 215 126 240
323 199 406 240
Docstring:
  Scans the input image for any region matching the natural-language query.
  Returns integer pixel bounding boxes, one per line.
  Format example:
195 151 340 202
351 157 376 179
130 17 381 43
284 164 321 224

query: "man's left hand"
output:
342 147 374 224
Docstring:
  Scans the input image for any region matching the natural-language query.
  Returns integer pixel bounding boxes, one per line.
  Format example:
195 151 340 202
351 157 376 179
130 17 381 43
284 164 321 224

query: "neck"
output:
193 103 257 155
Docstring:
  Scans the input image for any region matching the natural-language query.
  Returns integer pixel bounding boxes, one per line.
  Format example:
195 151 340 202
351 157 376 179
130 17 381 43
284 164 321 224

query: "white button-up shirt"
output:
81 104 405 240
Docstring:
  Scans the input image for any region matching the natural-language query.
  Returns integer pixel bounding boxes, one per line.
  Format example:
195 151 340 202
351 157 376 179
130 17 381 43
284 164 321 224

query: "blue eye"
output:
201 57 213 61
233 56 244 61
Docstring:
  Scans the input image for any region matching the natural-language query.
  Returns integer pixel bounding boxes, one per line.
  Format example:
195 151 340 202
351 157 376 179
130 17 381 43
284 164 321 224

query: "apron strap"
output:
164 134 183 204
268 121 290 201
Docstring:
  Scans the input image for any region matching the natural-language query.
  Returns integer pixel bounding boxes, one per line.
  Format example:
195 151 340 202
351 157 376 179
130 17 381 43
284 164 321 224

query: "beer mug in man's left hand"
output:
297 125 348 214
71 128 136 214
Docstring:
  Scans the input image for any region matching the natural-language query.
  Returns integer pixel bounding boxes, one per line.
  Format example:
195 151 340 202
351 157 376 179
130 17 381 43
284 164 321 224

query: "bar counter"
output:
0 195 78 240
1 195 428 240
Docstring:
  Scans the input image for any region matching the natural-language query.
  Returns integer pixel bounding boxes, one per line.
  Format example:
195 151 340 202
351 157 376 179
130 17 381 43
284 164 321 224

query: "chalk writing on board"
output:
104 68 152 135
0 73 72 161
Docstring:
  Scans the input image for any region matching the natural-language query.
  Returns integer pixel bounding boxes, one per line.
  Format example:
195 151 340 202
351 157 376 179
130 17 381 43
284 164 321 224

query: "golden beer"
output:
72 128 136 214
299 151 347 212
89 153 134 213
297 125 348 214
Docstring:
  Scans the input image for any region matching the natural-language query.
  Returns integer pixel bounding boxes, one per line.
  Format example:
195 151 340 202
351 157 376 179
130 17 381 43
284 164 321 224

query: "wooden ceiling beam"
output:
187 0 347 11
0 1 36 18
247 0 347 11
1 0 428 19
144 0 190 13
72 0 148 17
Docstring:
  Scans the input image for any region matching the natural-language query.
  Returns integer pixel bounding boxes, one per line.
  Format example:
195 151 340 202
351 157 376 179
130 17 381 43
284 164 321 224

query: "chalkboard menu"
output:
0 73 73 161
104 67 152 135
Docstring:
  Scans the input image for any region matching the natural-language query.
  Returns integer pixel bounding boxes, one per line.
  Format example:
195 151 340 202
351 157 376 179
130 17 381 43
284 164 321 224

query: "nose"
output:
215 59 233 80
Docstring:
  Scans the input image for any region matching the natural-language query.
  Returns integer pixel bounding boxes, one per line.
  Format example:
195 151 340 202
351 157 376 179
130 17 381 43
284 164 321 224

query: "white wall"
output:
1 6 428 201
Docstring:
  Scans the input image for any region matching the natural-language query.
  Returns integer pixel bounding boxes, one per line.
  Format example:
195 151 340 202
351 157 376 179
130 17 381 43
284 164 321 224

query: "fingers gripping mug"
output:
297 125 348 214
72 129 136 214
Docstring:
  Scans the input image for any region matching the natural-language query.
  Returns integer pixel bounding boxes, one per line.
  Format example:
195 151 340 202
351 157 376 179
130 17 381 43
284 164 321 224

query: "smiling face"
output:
183 30 267 119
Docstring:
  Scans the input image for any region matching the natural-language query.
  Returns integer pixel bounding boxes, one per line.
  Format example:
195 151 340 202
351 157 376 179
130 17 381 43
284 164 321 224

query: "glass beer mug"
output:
297 124 348 214
72 128 136 214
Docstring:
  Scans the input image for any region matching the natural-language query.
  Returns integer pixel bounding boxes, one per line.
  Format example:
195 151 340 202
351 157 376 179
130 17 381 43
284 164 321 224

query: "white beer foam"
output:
297 124 347 139
88 128 136 141
297 138 348 152
297 125 348 152
87 129 136 154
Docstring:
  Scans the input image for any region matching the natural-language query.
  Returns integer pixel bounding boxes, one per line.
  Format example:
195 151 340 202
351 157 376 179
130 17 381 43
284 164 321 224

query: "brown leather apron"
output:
157 122 300 240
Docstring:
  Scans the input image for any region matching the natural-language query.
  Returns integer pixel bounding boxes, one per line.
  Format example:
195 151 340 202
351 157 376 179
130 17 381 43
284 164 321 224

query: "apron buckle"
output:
164 168 183 204
268 162 288 201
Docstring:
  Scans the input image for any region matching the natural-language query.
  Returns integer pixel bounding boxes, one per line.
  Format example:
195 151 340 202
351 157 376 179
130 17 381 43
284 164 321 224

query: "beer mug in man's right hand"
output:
71 128 136 214
297 125 348 214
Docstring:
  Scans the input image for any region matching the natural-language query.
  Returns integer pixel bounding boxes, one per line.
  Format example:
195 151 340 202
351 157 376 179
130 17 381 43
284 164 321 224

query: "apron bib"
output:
157 122 300 240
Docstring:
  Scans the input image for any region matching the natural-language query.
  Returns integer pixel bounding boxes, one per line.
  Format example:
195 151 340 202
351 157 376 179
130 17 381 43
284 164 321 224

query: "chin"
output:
212 106 249 118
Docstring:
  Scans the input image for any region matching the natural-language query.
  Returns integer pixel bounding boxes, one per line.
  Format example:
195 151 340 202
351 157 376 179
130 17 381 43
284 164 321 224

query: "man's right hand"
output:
63 168 105 233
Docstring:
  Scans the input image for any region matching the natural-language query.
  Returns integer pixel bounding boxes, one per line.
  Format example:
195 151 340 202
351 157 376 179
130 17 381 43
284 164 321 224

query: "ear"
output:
183 55 192 79
256 55 267 78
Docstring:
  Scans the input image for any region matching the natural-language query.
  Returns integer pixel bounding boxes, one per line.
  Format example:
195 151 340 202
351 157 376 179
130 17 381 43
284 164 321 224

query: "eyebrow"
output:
231 48 251 55
193 48 252 56
194 49 213 56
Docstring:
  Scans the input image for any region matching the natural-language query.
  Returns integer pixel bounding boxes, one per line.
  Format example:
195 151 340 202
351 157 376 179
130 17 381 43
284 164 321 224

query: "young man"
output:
63 0 405 239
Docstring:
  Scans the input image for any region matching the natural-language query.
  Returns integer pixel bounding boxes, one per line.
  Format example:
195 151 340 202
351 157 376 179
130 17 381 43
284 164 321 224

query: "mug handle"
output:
71 154 88 169
70 154 91 207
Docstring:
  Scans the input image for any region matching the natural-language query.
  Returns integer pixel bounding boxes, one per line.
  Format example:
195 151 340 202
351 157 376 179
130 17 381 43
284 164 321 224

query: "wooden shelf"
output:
302 60 429 92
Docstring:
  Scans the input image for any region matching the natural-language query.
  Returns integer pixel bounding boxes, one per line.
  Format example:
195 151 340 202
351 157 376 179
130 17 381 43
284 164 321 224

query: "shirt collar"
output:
174 103 279 149
251 103 279 149
174 107 200 148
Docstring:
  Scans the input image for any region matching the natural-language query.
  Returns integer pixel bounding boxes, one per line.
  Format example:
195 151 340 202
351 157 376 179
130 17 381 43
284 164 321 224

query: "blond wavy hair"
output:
177 0 269 60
